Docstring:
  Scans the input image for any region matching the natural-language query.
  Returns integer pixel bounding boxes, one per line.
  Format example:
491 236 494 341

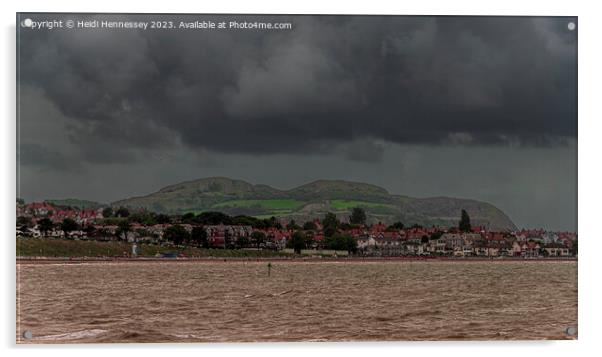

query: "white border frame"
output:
2 1 601 356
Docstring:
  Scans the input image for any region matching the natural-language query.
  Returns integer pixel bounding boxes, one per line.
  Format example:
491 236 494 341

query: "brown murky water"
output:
16 260 577 343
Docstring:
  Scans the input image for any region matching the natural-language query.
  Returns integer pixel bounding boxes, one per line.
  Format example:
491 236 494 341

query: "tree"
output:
102 207 114 218
345 235 358 254
129 211 158 226
231 215 261 227
129 211 149 224
236 235 250 248
190 226 208 248
83 224 96 238
303 231 315 249
194 211 231 225
116 220 131 241
181 212 196 223
459 209 472 232
163 224 190 245
303 221 317 231
349 207 367 225
286 219 301 230
324 234 343 251
388 221 404 230
339 222 353 230
323 212 339 237
37 217 54 236
17 216 33 228
156 213 172 224
269 216 283 229
324 234 357 254
16 198 25 205
251 231 266 248
429 231 443 241
60 218 79 238
115 207 130 218
289 231 306 254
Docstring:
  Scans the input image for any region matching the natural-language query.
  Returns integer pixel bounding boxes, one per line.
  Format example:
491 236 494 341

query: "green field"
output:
16 238 291 258
212 199 305 210
329 199 395 210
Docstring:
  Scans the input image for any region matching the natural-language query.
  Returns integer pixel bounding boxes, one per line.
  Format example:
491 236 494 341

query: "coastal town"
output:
16 200 578 258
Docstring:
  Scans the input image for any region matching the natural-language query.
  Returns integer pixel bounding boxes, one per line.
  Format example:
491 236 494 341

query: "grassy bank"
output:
212 199 304 210
16 237 292 258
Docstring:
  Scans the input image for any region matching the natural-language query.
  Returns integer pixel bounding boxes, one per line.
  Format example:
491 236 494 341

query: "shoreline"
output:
16 256 578 265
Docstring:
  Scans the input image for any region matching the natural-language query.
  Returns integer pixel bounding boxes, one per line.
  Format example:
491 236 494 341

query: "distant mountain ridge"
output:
44 198 104 209
112 177 517 230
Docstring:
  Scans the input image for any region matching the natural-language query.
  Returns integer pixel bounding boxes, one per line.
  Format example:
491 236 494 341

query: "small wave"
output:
444 334 469 339
374 316 394 322
399 309 442 319
244 289 297 299
34 329 108 341
93 329 187 343
171 333 203 339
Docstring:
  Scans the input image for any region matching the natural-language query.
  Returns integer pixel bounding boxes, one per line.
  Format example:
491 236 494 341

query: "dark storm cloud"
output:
18 15 576 165
19 143 81 171
337 139 387 163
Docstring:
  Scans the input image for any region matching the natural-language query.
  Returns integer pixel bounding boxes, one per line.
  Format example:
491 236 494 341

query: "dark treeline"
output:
103 208 284 229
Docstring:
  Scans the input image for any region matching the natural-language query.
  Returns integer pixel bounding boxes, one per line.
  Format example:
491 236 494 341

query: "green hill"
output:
287 180 391 202
112 177 517 230
44 198 104 209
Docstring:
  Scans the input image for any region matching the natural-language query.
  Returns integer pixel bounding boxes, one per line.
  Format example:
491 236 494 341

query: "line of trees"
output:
102 208 285 230
160 225 211 248
285 210 359 254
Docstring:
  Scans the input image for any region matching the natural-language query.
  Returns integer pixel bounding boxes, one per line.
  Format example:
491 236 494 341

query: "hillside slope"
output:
113 177 517 230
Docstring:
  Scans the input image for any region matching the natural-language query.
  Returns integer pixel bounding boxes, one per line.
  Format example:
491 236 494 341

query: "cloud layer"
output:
16 15 578 231
18 15 577 165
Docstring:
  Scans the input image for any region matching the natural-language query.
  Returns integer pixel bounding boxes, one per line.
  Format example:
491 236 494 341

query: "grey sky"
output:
17 14 577 231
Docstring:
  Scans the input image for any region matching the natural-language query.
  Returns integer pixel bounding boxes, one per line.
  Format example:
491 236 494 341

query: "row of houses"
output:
356 232 572 257
17 222 292 250
16 202 577 256
17 202 104 225
18 219 576 257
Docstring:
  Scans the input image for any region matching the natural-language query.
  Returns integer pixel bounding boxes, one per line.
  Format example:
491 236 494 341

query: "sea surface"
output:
16 260 577 343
